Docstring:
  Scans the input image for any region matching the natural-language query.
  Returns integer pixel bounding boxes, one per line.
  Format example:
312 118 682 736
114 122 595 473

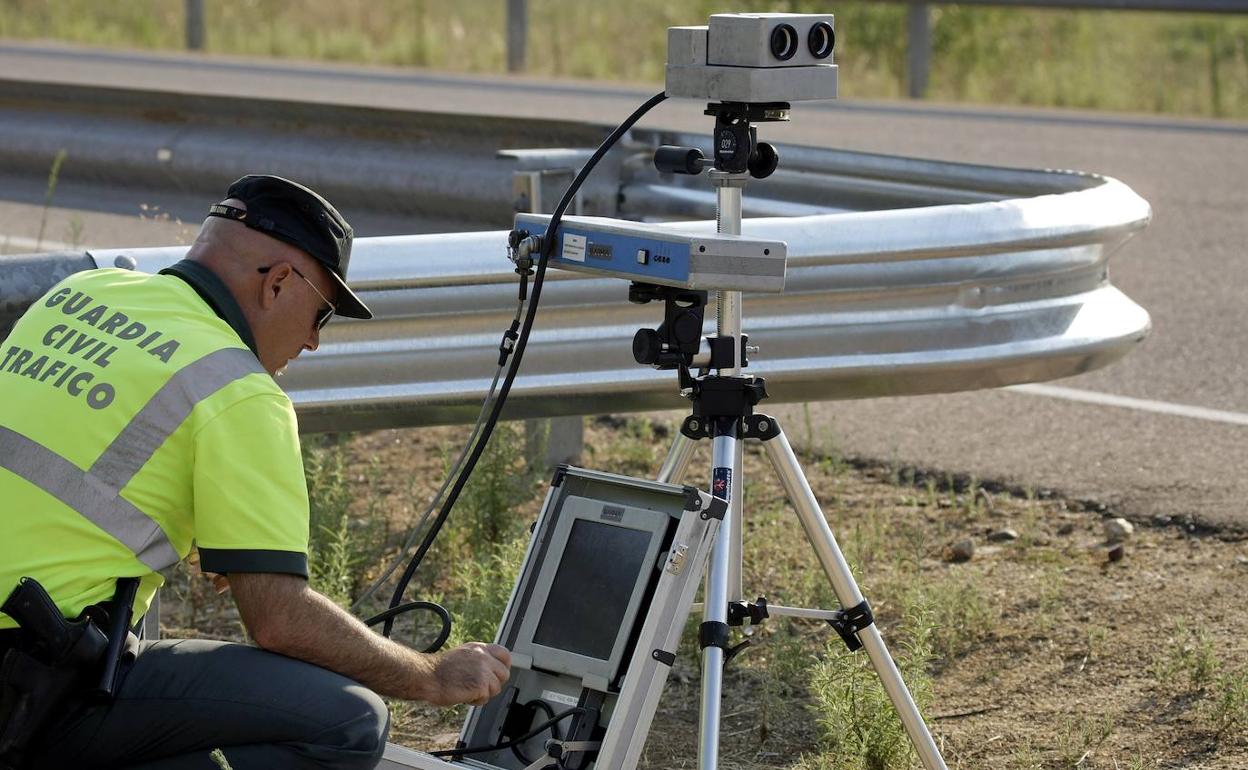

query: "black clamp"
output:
727 597 769 627
700 495 728 522
706 335 748 370
507 229 539 275
827 600 874 652
541 739 600 766
678 377 770 442
699 621 751 665
741 414 781 442
498 321 520 365
691 376 768 422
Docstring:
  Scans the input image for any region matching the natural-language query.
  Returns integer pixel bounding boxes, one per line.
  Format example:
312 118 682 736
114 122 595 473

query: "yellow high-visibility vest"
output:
0 265 310 628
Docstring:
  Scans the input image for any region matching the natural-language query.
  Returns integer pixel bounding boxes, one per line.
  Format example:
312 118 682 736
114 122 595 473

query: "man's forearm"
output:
250 582 439 701
229 572 510 706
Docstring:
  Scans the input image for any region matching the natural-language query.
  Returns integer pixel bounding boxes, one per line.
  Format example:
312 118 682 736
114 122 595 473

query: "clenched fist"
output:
425 642 512 706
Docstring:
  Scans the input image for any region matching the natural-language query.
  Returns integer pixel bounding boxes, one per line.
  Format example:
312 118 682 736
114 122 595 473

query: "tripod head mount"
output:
654 101 788 180
629 282 754 397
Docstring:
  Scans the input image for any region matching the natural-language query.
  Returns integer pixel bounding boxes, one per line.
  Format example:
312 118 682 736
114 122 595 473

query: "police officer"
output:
0 175 511 769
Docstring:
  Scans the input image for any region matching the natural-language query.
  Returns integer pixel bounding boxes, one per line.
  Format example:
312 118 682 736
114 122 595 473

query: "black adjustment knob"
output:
633 329 663 365
748 142 779 180
672 312 703 346
654 145 706 176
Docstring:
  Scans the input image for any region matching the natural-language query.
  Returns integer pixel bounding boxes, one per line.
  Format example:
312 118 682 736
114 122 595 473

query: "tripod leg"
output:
657 431 697 484
698 421 739 770
760 425 949 770
728 440 744 604
659 427 742 604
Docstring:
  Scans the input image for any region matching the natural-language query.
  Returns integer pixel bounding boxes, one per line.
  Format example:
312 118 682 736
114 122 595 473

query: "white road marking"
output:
1009 383 1248 427
0 234 78 252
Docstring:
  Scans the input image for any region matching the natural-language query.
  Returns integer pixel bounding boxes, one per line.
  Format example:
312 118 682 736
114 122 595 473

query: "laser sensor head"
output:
707 13 836 68
665 13 838 103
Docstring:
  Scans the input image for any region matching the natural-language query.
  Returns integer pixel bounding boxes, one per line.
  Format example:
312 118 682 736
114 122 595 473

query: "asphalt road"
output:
1 42 1245 531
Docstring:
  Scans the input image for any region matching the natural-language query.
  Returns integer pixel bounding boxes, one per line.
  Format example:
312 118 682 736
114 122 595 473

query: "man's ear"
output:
257 262 293 311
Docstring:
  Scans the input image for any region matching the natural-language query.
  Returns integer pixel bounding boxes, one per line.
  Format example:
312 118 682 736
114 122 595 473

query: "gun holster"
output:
0 577 139 769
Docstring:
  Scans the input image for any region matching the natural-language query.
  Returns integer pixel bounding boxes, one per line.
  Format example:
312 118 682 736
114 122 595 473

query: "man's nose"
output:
304 325 321 352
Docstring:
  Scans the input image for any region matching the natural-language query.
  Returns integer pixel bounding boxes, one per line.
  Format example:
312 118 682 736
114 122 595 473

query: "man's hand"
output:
423 642 512 707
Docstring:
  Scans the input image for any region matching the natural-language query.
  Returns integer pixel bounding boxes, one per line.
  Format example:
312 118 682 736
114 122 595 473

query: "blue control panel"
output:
549 221 692 285
513 213 787 292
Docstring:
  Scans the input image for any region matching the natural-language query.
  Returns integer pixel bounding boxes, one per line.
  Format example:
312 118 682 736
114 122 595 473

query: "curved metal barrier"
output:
81 146 1151 433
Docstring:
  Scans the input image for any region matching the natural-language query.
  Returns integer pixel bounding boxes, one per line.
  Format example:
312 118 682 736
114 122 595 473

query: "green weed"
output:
445 533 529 648
1152 622 1221 692
65 215 86 248
1122 753 1160 770
450 420 539 555
1008 738 1043 770
303 434 385 606
1208 666 1248 740
800 595 934 770
1055 714 1115 769
36 149 67 251
914 577 994 662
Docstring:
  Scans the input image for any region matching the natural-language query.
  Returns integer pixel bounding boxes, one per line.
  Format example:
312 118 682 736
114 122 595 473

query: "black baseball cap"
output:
207 174 372 320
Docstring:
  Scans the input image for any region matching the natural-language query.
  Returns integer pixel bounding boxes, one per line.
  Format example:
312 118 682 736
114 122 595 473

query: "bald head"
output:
184 198 339 375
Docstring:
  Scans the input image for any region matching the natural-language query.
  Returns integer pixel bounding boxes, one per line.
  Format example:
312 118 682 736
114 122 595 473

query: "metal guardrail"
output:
78 151 1150 433
0 75 1152 433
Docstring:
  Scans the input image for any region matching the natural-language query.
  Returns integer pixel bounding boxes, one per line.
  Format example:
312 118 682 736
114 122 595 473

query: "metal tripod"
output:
650 167 950 770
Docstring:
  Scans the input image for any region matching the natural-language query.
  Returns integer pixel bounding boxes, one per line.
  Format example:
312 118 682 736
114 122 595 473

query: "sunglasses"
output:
258 265 336 331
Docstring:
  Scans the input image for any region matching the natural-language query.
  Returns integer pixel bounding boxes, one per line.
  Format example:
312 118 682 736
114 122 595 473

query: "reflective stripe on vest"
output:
0 348 264 571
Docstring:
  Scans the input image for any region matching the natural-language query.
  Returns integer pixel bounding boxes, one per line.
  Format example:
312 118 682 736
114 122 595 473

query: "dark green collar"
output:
159 260 259 357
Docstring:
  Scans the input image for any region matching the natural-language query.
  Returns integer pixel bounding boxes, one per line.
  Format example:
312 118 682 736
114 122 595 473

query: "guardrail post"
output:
906 2 931 99
526 416 584 472
507 0 527 73
186 0 205 51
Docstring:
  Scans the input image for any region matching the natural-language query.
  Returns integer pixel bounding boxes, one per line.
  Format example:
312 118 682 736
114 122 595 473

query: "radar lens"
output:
770 24 798 61
808 21 835 59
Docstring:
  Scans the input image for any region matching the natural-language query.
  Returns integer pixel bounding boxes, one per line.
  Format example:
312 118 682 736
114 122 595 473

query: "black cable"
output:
512 699 561 765
351 296 525 618
431 707 587 759
382 90 669 635
362 601 452 653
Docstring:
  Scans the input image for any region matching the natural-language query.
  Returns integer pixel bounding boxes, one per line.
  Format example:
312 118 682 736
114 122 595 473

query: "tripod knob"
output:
748 142 779 180
655 145 706 176
633 329 663 365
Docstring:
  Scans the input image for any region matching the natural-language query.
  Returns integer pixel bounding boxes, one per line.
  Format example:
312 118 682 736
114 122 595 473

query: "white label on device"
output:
541 690 580 707
562 234 587 262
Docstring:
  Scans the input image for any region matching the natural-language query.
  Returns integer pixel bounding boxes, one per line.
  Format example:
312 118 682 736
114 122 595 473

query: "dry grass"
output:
161 413 1248 768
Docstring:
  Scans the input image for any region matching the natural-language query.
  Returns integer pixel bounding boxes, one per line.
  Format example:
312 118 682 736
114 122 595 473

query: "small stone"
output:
946 538 976 563
1234 555 1248 567
1104 518 1135 543
1107 543 1126 562
987 528 1020 543
1056 523 1077 536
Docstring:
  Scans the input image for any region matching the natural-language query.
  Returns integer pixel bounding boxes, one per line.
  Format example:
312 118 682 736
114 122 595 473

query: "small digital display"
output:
532 519 653 660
